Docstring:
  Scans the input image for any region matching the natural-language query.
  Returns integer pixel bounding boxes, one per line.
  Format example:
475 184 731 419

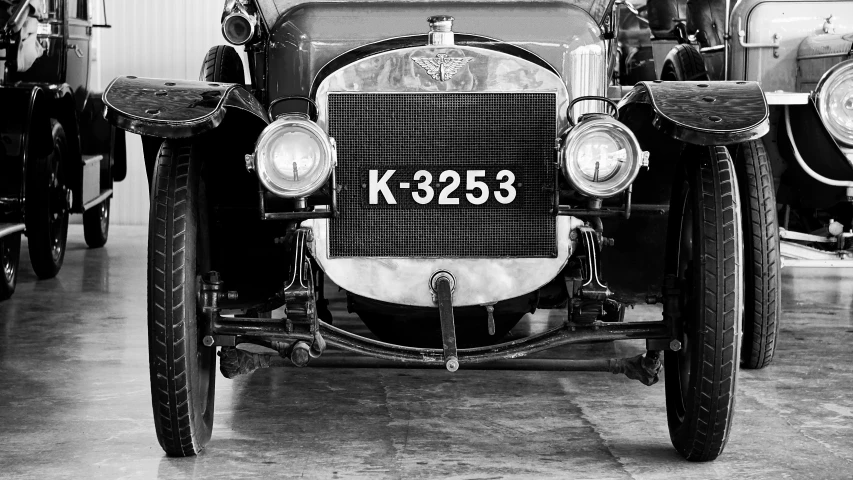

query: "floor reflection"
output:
0 226 851 479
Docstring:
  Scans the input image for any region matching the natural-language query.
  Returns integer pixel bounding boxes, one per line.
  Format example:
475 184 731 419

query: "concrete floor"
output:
1 225 851 479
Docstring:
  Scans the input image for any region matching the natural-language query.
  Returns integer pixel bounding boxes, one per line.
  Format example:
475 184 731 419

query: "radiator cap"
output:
428 15 455 46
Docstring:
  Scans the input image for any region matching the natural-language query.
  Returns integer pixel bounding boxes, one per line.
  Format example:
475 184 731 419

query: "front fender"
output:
0 85 52 203
102 76 270 138
618 80 769 146
0 85 53 160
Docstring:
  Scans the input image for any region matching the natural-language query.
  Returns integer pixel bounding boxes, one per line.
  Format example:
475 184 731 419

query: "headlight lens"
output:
222 13 255 45
816 60 853 146
255 116 335 198
560 115 642 198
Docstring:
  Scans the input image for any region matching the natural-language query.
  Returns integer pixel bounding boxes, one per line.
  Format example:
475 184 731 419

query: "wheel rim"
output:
197 295 212 418
194 188 213 421
100 200 109 235
673 181 695 422
47 142 66 262
2 238 15 283
196 276 212 419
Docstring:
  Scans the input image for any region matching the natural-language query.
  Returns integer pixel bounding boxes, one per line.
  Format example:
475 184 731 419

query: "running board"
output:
781 240 853 268
82 189 112 211
0 222 25 240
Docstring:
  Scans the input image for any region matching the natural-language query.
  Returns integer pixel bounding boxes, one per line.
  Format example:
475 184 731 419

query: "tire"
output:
26 119 69 279
660 44 709 81
0 232 21 300
199 45 244 84
664 146 742 462
83 198 110 248
148 140 216 456
733 140 781 369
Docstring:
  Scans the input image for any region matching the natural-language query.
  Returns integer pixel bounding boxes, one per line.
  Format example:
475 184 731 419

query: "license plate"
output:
360 166 523 208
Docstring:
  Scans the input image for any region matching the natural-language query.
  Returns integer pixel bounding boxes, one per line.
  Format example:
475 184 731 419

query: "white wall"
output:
91 0 238 225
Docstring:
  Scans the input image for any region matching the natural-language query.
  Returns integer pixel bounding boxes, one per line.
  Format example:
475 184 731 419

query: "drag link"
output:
433 271 459 372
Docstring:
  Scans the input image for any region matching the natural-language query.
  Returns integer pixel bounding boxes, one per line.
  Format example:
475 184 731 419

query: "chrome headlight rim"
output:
815 59 853 147
221 0 257 46
559 115 642 199
255 115 335 198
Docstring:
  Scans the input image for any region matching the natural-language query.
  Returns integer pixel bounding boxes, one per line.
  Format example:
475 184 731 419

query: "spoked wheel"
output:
0 232 21 300
733 140 781 369
83 198 111 248
26 120 69 279
664 146 742 462
148 140 215 456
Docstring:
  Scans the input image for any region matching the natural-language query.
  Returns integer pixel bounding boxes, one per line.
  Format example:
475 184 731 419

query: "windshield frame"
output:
254 0 615 27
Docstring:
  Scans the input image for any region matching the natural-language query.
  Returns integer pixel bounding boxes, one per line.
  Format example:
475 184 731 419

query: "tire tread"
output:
735 140 781 369
667 146 741 462
148 142 210 456
660 45 709 81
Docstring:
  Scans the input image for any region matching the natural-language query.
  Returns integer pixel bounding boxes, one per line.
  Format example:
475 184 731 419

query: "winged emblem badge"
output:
413 53 472 81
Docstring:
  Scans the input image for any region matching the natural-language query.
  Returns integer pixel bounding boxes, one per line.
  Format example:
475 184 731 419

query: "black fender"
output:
102 76 270 139
0 85 52 210
2 82 104 213
776 99 853 209
618 80 769 147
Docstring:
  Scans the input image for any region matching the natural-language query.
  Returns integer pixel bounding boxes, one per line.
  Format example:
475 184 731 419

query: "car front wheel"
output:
664 146 742 462
83 198 110 248
148 140 215 456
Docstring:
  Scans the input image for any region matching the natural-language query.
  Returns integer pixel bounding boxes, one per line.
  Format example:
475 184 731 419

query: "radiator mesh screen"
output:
328 92 556 258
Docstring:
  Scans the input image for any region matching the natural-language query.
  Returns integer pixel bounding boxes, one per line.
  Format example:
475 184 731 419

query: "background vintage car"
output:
0 0 124 299
616 0 853 372
619 0 853 255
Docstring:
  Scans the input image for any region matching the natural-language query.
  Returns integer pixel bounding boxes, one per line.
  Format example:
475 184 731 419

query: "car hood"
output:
263 1 604 99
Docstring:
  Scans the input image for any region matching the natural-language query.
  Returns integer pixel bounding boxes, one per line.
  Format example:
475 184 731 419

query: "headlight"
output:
221 0 257 45
254 116 335 198
816 60 853 146
559 115 642 198
222 13 256 45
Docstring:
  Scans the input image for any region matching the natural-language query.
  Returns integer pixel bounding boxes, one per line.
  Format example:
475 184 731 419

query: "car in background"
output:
0 0 125 300
618 0 853 369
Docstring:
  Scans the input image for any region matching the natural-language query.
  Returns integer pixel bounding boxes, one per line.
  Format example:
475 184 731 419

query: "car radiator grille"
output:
327 92 557 258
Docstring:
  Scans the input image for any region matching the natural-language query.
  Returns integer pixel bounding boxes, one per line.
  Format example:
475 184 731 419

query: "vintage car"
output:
102 0 770 461
622 0 853 367
0 0 124 300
